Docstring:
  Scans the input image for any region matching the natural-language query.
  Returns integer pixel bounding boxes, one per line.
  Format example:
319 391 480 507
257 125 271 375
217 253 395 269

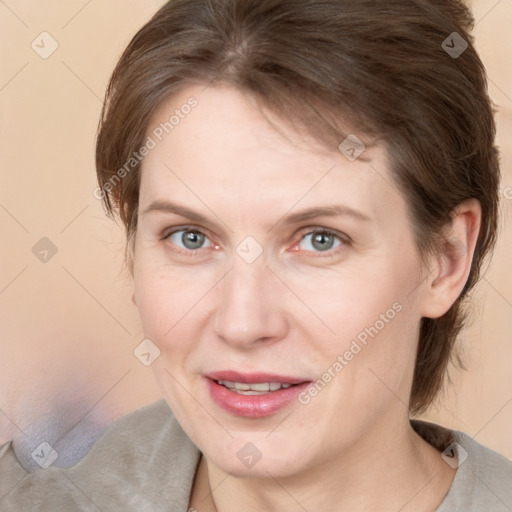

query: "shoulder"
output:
412 419 512 511
73 398 187 461
1 400 201 512
68 399 201 510
445 428 512 511
0 440 29 500
72 399 198 470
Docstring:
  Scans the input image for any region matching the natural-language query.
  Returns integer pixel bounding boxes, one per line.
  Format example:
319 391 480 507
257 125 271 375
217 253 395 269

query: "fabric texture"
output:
1 399 511 511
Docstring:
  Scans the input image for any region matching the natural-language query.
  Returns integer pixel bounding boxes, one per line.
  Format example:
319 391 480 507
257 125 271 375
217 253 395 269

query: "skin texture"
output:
132 84 480 511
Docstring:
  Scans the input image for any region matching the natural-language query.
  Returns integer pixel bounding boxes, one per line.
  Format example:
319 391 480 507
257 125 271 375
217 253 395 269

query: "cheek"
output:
282 261 411 345
290 258 421 394
133 256 218 352
310 286 420 424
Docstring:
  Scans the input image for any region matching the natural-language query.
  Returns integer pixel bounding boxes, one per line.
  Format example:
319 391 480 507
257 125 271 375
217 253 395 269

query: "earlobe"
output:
421 199 481 319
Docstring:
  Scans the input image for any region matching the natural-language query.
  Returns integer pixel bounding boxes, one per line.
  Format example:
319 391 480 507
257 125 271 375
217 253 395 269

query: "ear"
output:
420 199 481 319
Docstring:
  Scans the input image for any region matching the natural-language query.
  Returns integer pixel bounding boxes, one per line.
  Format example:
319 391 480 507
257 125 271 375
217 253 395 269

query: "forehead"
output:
140 84 404 227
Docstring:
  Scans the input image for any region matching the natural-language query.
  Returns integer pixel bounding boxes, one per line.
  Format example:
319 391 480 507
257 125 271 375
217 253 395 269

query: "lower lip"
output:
205 378 311 418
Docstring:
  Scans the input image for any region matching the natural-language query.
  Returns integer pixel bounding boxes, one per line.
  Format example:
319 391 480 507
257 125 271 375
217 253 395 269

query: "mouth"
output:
204 371 312 417
206 370 310 385
215 379 296 395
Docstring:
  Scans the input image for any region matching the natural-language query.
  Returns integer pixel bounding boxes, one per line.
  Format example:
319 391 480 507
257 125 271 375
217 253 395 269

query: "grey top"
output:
1 400 511 511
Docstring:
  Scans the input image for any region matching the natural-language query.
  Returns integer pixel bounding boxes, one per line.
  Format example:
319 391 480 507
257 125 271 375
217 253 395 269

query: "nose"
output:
213 258 289 349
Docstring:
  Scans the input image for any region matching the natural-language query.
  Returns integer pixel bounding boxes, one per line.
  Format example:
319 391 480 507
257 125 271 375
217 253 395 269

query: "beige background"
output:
0 0 511 470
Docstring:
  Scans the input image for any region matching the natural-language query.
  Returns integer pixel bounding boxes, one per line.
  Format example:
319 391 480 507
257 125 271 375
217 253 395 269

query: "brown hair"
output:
95 0 500 415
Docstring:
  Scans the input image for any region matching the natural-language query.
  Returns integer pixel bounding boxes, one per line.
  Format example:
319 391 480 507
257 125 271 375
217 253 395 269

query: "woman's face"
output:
133 84 432 477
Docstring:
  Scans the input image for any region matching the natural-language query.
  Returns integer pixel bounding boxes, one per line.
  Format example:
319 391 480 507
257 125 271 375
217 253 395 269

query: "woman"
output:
1 0 511 510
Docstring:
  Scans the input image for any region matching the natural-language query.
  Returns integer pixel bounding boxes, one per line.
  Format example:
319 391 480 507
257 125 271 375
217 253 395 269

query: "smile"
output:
216 380 293 394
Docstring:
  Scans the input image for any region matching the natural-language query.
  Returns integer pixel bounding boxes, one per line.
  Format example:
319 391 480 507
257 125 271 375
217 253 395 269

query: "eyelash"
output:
161 227 216 258
161 225 350 258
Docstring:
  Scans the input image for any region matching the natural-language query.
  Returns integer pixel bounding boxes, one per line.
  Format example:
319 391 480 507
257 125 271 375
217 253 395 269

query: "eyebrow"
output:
141 200 371 227
142 200 215 224
283 205 370 224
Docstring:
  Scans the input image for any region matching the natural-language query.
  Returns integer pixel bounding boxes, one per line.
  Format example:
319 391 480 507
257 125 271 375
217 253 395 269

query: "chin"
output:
204 435 308 478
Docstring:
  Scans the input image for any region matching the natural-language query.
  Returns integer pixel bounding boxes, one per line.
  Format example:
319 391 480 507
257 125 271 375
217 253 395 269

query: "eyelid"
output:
290 226 351 255
295 226 351 245
162 225 217 255
161 225 210 240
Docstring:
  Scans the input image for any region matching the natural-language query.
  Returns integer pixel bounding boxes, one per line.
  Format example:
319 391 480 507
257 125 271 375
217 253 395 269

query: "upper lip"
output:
206 370 311 385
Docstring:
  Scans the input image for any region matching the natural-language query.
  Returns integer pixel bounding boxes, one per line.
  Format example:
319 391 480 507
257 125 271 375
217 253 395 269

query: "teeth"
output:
234 382 252 391
217 380 294 393
244 382 269 391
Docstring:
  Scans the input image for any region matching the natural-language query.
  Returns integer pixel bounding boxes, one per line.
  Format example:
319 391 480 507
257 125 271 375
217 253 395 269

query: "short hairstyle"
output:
95 0 500 415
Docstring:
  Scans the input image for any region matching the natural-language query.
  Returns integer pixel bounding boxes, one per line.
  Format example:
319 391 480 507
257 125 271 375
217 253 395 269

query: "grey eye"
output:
169 229 211 250
299 231 342 252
